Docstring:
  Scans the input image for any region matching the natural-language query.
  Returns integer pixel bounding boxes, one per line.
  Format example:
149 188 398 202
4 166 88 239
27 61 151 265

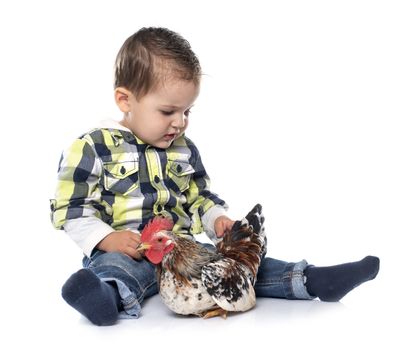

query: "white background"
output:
0 0 410 349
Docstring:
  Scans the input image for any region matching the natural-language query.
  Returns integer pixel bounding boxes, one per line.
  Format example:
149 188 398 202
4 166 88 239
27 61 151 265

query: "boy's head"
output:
115 27 201 99
114 27 201 149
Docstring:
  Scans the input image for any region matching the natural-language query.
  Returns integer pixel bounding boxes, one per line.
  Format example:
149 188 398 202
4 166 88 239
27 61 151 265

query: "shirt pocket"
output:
167 160 195 193
102 159 139 195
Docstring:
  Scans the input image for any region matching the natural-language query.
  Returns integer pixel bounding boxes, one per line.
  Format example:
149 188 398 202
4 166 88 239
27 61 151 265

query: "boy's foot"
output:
304 255 380 302
61 268 120 326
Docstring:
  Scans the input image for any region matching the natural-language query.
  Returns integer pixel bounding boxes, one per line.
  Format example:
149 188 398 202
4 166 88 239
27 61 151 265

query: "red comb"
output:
141 217 174 242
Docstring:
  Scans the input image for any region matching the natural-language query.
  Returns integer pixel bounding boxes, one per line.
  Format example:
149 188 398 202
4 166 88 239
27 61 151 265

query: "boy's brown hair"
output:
114 27 201 99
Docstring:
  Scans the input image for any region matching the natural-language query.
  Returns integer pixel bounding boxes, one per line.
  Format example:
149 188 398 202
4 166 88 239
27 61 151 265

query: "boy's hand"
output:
214 215 235 238
96 230 144 260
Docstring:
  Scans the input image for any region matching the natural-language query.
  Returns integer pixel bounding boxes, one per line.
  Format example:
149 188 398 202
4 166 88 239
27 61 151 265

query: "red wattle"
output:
146 249 164 264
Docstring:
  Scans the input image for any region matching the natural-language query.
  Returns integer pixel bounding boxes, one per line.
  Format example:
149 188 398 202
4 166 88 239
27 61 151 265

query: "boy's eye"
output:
160 109 191 117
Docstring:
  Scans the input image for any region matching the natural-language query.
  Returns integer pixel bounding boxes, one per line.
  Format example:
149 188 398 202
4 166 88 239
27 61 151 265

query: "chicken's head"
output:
139 217 175 264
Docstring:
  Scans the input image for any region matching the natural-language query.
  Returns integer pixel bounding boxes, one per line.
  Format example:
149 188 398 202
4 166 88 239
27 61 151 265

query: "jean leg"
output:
82 250 158 318
255 257 314 300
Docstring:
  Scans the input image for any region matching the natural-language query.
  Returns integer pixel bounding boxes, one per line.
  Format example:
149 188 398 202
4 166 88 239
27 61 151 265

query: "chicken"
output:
138 204 267 318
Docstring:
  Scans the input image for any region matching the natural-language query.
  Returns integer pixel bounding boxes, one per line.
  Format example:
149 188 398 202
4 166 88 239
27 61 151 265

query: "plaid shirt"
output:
50 123 227 251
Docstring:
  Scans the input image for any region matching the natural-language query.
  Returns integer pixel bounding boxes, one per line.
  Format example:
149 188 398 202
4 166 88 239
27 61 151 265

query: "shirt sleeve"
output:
50 137 113 252
201 205 228 243
63 217 114 257
184 140 228 235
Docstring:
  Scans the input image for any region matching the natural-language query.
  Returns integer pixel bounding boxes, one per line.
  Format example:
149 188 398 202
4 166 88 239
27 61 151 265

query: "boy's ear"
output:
114 87 133 112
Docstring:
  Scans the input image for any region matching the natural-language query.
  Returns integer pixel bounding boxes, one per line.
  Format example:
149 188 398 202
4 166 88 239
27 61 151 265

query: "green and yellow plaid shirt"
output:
50 126 226 239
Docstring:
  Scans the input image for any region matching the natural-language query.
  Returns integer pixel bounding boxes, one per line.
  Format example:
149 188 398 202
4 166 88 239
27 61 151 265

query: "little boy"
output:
50 27 379 326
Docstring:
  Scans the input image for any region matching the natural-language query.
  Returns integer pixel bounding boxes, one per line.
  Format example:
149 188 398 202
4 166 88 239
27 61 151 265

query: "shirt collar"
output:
99 119 131 132
99 119 146 145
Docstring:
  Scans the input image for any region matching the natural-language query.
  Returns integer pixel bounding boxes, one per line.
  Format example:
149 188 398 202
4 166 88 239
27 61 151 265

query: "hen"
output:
139 204 267 318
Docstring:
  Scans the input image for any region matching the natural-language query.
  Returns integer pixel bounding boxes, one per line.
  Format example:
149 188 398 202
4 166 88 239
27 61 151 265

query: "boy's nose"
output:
172 114 186 129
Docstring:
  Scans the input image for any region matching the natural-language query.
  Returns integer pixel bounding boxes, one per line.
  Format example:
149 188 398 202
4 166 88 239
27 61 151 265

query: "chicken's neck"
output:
160 236 216 284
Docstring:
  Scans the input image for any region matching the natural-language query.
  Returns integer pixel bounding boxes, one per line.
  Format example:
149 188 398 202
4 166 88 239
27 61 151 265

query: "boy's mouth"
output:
163 133 176 141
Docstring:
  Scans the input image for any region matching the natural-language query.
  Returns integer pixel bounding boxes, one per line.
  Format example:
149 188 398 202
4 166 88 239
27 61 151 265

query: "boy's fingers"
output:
216 226 225 237
127 231 141 243
125 246 144 260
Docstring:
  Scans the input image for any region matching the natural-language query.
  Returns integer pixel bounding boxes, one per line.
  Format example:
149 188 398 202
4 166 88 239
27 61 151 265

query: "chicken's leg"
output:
202 307 228 319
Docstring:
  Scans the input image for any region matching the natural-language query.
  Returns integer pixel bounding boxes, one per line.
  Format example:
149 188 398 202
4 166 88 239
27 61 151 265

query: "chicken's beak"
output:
136 242 151 252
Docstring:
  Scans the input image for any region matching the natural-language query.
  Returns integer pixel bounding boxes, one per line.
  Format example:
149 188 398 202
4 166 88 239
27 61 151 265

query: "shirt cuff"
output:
201 205 228 244
63 217 114 258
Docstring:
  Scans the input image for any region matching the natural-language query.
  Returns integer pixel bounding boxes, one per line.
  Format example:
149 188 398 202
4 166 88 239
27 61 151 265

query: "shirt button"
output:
176 164 182 173
120 166 126 175
125 134 134 142
154 175 160 183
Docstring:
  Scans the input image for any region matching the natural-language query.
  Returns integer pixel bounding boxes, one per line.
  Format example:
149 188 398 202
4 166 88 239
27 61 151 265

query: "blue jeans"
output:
82 244 314 318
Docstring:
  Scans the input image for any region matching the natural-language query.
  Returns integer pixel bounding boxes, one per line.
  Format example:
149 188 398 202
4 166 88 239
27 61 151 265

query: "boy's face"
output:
117 79 200 149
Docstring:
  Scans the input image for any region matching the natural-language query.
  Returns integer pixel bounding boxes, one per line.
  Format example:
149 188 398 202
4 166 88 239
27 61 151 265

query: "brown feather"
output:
159 234 218 286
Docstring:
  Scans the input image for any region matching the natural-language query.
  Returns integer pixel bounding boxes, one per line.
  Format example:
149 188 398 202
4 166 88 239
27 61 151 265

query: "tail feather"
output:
229 204 266 256
242 203 267 264
217 203 267 279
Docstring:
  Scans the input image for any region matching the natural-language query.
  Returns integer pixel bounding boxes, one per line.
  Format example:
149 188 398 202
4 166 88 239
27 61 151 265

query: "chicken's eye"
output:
157 237 163 242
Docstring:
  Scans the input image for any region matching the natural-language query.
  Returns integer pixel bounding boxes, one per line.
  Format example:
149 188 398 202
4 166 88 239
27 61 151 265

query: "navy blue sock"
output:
305 256 380 302
61 268 120 326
